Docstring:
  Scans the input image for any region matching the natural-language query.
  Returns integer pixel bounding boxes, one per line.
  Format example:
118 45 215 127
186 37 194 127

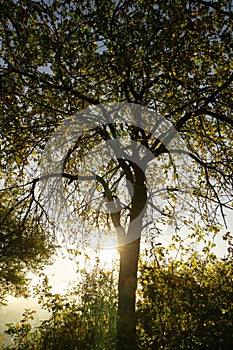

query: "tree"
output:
0 188 55 305
0 1 232 349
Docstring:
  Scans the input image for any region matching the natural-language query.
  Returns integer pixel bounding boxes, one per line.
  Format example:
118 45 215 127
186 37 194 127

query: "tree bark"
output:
116 238 140 350
116 164 147 350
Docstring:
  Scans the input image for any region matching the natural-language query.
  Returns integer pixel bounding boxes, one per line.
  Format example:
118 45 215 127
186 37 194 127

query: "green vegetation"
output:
2 257 118 350
138 245 233 349
0 197 55 305
0 1 232 349
1 237 233 350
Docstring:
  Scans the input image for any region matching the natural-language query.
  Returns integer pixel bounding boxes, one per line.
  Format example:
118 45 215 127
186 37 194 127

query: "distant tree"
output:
0 1 232 349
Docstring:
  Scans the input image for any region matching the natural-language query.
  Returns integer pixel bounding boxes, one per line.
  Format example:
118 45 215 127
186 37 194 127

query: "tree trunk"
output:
116 238 140 350
116 164 147 350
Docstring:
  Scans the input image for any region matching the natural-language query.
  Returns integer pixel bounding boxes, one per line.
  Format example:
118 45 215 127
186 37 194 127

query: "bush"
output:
137 246 233 350
3 258 117 350
3 243 233 350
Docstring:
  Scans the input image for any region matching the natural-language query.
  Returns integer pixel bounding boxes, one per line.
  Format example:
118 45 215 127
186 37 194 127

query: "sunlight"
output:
101 234 118 250
97 234 119 269
98 247 118 269
34 241 118 295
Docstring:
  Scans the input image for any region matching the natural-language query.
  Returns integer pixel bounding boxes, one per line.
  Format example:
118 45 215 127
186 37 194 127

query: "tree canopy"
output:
1 0 232 220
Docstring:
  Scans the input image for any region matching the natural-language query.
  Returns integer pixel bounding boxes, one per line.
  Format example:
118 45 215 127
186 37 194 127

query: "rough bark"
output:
116 238 141 350
116 164 147 350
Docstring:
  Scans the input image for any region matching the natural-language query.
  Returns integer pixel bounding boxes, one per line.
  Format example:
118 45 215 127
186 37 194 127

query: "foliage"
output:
2 239 233 350
137 243 233 350
1 0 232 226
2 256 118 350
0 196 55 305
